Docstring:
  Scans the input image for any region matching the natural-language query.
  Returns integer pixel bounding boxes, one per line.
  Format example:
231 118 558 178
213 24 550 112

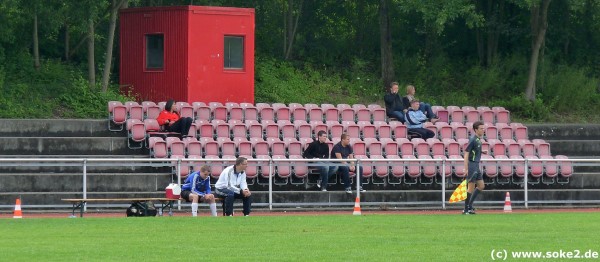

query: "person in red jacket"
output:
156 99 193 138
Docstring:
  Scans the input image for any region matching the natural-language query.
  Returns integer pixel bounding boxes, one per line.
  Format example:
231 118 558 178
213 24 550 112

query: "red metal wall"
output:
120 6 189 102
187 6 255 104
120 6 255 104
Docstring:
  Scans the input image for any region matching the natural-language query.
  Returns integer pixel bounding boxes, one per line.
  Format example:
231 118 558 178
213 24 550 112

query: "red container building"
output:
120 6 255 104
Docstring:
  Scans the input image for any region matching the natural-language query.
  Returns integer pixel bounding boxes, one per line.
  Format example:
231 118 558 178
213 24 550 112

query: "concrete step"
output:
0 173 172 192
0 137 148 155
545 140 600 156
527 124 600 140
0 119 123 137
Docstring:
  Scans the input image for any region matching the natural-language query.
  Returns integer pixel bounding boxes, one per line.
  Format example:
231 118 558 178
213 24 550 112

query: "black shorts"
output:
181 190 210 202
467 162 483 182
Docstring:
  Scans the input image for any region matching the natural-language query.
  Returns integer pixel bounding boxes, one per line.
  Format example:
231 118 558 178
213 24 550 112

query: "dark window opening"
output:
224 36 244 69
146 34 164 70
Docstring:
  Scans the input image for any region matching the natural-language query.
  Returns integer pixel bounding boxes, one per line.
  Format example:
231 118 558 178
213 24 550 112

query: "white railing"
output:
1 157 598 211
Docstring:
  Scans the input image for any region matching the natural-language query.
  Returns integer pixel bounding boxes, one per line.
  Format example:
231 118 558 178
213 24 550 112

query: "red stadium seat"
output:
108 101 127 131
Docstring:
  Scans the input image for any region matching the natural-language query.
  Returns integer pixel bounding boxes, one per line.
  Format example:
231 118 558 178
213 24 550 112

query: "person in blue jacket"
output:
181 165 217 217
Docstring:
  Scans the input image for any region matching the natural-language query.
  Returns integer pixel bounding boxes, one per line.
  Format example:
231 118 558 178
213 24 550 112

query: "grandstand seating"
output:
109 101 569 186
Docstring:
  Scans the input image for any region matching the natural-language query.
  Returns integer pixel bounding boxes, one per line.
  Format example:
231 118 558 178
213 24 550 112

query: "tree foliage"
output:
0 0 599 121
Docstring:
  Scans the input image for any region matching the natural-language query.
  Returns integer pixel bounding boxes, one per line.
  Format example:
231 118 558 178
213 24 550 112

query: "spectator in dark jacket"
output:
304 131 335 191
384 82 406 123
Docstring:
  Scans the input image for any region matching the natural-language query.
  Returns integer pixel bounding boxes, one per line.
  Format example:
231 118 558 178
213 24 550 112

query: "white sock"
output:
192 203 198 217
209 203 217 217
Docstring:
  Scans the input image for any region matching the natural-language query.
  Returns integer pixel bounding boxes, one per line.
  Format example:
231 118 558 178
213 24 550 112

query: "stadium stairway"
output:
1 120 600 211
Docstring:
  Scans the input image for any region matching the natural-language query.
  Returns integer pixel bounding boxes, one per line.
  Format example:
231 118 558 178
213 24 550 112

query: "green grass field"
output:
1 212 598 261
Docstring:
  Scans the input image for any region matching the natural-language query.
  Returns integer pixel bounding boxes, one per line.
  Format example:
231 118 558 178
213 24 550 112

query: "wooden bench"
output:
63 197 224 218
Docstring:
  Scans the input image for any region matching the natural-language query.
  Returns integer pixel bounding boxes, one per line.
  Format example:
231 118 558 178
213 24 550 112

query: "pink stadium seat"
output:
142 101 161 120
532 139 551 156
234 138 253 157
359 121 377 139
194 106 211 121
447 106 464 123
481 154 497 179
230 123 248 140
503 139 520 157
511 123 528 140
184 138 202 157
208 102 223 108
555 155 573 178
292 107 308 123
354 155 372 178
340 108 356 123
228 106 244 122
251 138 270 157
495 155 513 181
286 140 303 157
149 137 167 158
295 121 312 139
108 101 127 131
433 155 451 179
391 122 407 139
365 139 383 157
451 122 468 140
345 123 361 139
202 140 219 157
244 156 258 179
448 155 465 178
218 139 236 157
398 138 414 157
268 138 286 156
126 119 145 149
259 106 275 122
518 139 536 157
170 155 189 179
436 122 453 140
382 139 399 157
262 120 279 140
214 122 230 140
166 137 185 157
371 108 386 123
540 155 558 178
308 108 324 123
419 155 436 179
478 107 495 124
355 108 371 123
412 138 430 156
457 138 469 155
288 154 308 178
492 107 510 124
463 106 480 123
198 122 215 139
427 138 445 157
487 138 504 157
375 122 392 140
273 155 291 179
386 155 404 179
279 121 296 140
403 155 421 179
526 155 544 178
205 155 223 179
324 107 339 123
352 141 366 156
255 155 271 179
367 155 387 178
243 106 259 122
442 138 460 157
432 106 448 123
275 106 291 122
484 124 499 140
246 121 263 139
510 155 525 178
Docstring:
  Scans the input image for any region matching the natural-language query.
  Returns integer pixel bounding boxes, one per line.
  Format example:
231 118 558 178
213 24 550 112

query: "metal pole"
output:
83 159 87 212
177 158 182 211
356 160 361 199
524 159 528 209
269 159 273 211
442 160 446 209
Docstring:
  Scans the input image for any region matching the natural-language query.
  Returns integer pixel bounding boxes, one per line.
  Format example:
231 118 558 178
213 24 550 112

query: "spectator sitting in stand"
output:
156 99 193 139
405 100 437 140
383 82 406 123
303 130 335 191
402 85 438 121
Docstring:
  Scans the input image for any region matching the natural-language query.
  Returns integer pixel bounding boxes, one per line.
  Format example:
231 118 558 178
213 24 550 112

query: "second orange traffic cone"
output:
503 192 512 213
13 198 23 219
353 197 362 216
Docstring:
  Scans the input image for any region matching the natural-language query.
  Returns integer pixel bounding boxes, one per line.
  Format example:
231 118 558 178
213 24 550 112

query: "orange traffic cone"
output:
503 192 512 213
13 198 23 219
352 197 362 216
